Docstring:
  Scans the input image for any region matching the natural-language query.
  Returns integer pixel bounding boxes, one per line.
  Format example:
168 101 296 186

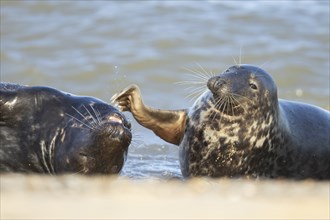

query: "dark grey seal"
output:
113 64 330 179
0 83 132 175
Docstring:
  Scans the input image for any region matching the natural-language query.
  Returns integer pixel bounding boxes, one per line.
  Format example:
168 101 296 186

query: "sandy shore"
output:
1 174 329 220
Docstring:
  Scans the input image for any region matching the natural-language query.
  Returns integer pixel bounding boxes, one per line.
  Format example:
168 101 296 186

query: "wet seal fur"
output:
0 83 132 175
113 65 330 179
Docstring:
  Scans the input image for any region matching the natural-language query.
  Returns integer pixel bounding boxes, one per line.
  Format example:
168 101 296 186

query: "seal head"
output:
54 103 132 174
0 83 132 175
181 65 282 177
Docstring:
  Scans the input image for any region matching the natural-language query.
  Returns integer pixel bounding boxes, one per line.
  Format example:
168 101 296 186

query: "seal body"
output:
0 83 132 175
113 64 330 179
180 65 330 179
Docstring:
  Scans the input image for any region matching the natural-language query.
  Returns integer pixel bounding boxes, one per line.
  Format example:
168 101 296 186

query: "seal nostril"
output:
215 80 226 89
208 77 226 94
79 152 87 157
108 113 123 124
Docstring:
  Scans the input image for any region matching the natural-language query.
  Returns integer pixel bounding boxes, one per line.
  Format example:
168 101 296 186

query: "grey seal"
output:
113 64 330 179
0 83 132 175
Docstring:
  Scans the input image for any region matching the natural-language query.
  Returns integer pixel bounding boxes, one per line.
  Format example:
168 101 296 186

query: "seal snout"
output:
107 113 131 130
109 115 122 124
207 76 226 95
103 113 132 142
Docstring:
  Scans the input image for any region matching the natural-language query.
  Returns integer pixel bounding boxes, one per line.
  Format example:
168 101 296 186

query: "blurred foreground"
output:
1 174 329 219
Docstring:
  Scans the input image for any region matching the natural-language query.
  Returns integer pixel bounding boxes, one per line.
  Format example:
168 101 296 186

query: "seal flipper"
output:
112 85 187 145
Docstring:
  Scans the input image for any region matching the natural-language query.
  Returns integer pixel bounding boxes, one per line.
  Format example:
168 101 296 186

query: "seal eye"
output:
249 83 258 90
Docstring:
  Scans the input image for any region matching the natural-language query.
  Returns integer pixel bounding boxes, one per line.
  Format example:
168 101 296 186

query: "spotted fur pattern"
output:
179 65 330 179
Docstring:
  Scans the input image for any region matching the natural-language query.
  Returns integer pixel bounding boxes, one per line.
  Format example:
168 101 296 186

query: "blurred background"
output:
1 0 329 179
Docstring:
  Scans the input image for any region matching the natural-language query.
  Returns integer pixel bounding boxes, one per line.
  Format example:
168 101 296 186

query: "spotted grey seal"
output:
113 64 330 179
0 83 132 175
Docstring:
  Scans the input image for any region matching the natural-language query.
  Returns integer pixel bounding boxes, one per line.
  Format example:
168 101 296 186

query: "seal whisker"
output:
185 87 207 102
225 96 230 116
231 93 253 103
178 85 207 99
213 96 222 110
215 96 226 112
231 94 248 113
189 70 210 81
210 107 219 121
178 66 212 103
211 96 224 121
218 96 228 123
94 108 102 124
182 67 210 81
65 113 95 130
182 66 206 77
175 80 207 85
83 105 98 127
229 94 239 115
71 106 96 129
190 91 207 102
196 62 214 79
230 94 239 108
232 56 238 66
229 95 236 117
184 84 207 93
183 85 201 92
256 61 270 72
232 47 243 67
210 70 216 77
89 104 102 126
182 72 209 83
179 80 204 88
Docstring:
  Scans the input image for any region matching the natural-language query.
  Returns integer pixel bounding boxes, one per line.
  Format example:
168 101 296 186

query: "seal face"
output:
113 64 330 180
0 83 132 175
